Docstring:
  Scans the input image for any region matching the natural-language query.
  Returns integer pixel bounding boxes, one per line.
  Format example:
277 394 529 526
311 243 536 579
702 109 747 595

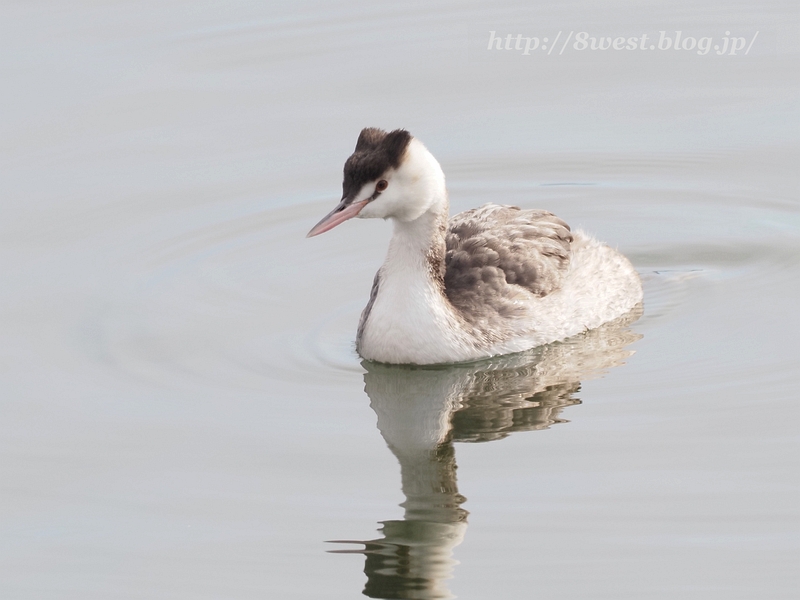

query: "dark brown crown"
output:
341 128 412 201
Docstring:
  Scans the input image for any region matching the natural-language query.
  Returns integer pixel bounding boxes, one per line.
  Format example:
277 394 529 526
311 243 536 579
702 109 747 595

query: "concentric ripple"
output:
88 154 800 397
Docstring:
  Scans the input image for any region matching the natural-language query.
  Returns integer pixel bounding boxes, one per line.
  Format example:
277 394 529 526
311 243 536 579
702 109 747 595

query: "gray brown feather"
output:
356 271 381 352
444 205 573 325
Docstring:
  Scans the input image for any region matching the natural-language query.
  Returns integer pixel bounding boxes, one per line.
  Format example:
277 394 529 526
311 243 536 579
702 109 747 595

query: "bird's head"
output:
307 128 446 237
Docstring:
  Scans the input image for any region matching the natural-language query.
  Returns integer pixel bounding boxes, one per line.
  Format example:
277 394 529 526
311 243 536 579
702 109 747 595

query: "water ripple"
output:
88 158 799 394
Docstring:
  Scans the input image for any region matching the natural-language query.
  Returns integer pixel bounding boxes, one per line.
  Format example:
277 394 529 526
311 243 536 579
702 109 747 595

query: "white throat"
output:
356 187 480 364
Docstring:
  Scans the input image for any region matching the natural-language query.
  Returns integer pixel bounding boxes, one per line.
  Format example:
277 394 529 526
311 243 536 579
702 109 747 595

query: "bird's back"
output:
444 204 573 329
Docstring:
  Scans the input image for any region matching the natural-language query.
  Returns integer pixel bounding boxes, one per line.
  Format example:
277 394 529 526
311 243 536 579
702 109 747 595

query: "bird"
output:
307 128 643 365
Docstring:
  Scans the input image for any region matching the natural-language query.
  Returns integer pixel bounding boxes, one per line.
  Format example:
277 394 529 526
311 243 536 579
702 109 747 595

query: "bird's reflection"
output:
329 309 642 599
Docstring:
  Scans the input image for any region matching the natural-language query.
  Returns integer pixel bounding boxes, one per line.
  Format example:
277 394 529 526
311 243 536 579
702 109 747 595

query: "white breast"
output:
358 262 477 364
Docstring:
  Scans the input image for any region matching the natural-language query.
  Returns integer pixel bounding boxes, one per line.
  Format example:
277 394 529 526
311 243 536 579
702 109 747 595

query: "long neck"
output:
383 193 448 286
357 182 467 364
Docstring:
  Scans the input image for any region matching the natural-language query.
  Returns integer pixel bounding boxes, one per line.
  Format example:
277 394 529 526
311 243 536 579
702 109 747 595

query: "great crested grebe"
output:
308 128 643 365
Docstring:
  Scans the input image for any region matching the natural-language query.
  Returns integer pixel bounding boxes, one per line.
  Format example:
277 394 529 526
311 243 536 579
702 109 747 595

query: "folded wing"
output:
445 204 573 324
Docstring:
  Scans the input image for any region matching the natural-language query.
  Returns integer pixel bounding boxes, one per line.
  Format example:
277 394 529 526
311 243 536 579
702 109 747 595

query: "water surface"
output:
0 1 798 599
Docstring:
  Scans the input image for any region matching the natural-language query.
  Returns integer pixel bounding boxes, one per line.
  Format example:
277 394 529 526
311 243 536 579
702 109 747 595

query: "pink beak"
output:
307 198 370 238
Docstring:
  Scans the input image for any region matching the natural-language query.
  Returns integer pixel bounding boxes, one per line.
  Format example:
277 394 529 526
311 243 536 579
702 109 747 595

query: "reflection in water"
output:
329 309 642 599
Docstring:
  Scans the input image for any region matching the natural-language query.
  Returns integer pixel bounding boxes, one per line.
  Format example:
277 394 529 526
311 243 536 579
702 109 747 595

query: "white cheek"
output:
358 191 395 219
358 198 387 219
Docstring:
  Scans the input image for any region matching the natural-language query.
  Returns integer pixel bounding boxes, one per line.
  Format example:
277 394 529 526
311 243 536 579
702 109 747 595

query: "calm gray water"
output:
1 2 798 599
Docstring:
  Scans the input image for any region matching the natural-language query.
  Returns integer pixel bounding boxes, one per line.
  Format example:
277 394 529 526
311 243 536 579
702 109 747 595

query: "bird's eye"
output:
376 180 388 192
